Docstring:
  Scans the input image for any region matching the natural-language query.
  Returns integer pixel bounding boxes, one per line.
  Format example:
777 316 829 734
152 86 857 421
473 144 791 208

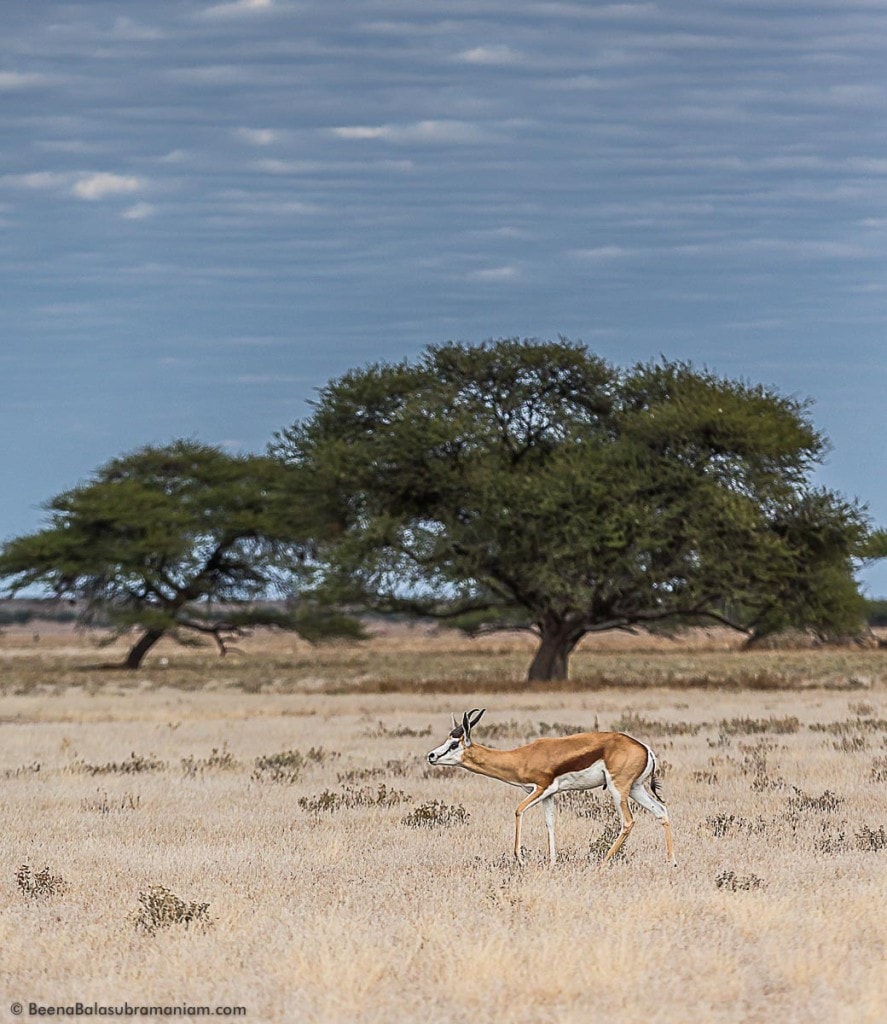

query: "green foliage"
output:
864 599 887 627
274 338 874 680
0 440 358 666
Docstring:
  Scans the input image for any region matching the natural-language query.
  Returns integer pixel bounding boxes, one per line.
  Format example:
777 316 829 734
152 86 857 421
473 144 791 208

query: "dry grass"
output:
1 626 886 1022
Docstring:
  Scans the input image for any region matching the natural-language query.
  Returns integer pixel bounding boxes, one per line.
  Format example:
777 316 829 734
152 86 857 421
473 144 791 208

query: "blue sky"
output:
2 0 886 593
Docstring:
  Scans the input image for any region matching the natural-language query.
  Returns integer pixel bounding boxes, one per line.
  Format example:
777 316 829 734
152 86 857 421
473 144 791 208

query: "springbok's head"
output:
427 708 486 766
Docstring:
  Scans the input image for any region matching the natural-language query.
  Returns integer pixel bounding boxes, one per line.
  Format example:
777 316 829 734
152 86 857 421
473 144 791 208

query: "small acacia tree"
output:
0 440 358 668
273 338 874 681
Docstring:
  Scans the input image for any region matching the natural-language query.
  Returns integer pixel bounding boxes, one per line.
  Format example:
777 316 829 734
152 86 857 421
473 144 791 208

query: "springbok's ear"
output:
451 713 459 731
462 710 471 736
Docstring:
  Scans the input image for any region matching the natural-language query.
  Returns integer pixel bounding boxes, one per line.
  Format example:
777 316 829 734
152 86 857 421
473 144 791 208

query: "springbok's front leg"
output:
514 786 546 865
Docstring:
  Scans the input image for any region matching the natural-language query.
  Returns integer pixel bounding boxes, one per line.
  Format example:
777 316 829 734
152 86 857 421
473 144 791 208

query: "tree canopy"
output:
0 440 358 668
273 338 873 680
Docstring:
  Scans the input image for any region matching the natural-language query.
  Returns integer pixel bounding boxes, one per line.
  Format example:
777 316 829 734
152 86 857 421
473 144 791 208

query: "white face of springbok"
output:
427 709 485 767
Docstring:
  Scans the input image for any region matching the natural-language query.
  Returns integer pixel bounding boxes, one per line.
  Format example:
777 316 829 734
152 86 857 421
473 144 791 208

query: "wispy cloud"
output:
456 44 525 66
572 245 636 262
72 173 145 201
109 16 164 41
3 170 147 202
197 0 274 20
0 71 55 90
469 265 520 281
329 120 489 144
121 202 156 220
234 127 280 146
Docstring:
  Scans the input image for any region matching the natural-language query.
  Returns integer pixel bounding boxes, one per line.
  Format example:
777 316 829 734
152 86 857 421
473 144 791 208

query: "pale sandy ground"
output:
0 630 885 1023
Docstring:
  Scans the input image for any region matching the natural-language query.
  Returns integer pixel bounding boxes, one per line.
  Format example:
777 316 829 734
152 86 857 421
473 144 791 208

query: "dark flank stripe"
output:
556 746 607 775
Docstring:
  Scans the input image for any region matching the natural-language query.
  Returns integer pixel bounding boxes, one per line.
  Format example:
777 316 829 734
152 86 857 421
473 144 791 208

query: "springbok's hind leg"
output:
599 785 634 866
630 781 676 867
542 796 556 866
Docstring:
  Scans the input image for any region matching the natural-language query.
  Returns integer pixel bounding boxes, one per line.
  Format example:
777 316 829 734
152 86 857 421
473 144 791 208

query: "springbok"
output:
427 709 675 866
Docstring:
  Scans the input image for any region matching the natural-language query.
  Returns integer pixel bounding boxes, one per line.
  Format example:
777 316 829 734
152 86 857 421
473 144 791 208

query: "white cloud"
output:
330 126 389 140
572 245 636 262
0 71 53 90
109 17 163 41
330 120 488 144
71 173 144 200
469 265 520 281
198 0 274 19
170 65 256 85
456 44 525 66
6 171 71 191
121 202 156 220
235 127 279 146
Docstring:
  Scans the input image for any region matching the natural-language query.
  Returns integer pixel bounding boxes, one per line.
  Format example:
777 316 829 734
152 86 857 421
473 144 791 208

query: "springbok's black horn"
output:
463 708 482 735
469 708 486 729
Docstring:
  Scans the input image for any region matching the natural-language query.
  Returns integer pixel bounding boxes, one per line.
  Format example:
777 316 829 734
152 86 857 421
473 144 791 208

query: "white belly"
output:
552 760 607 792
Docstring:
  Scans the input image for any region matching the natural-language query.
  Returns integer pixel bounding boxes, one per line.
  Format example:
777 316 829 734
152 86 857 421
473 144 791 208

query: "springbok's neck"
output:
461 743 524 784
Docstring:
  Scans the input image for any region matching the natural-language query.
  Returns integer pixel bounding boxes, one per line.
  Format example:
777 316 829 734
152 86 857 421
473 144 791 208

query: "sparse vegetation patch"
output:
252 746 338 784
401 801 469 828
70 752 166 776
719 716 800 735
181 745 240 776
16 863 67 899
716 870 766 891
135 886 211 933
298 784 410 814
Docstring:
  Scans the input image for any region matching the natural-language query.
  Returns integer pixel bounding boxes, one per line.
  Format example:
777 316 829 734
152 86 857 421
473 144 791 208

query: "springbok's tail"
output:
648 749 666 804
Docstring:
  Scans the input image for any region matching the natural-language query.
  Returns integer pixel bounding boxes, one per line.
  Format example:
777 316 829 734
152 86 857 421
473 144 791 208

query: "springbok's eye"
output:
448 741 459 752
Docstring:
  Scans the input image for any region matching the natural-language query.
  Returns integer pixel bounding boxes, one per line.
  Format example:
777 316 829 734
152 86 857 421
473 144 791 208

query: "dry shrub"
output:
16 864 67 899
298 784 410 814
716 870 766 891
4 762 41 779
134 886 211 933
854 824 886 852
181 745 239 777
611 711 702 736
786 788 843 815
252 746 338 784
80 790 140 814
70 752 166 776
364 722 432 738
719 716 800 735
704 814 767 838
401 801 469 828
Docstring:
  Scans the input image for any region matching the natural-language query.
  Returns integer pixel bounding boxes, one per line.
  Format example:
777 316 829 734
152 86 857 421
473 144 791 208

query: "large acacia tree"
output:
0 440 356 668
273 338 873 681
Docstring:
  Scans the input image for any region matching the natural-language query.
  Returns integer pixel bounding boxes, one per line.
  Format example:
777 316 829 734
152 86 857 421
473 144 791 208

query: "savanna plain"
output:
1 625 885 1024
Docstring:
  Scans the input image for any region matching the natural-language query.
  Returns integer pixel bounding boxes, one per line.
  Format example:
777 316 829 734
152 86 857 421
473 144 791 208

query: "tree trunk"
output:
124 628 165 669
527 622 583 682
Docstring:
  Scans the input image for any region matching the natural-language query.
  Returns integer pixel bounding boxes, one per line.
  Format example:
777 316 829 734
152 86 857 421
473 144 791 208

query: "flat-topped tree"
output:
0 440 357 668
273 338 873 682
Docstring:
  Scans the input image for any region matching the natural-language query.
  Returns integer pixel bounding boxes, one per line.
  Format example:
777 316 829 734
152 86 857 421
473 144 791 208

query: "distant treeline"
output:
0 600 80 626
3 597 887 628
866 598 887 626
